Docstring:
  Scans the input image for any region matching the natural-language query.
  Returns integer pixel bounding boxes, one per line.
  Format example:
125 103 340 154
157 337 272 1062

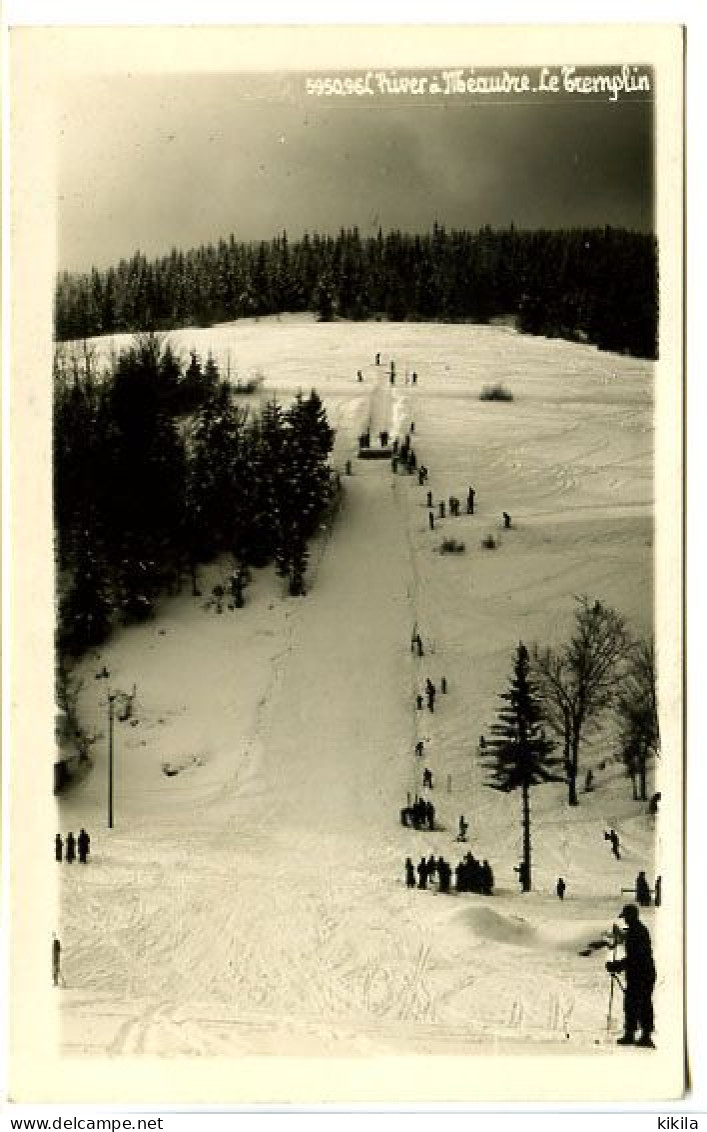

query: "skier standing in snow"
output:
606 903 656 1047
467 487 476 514
457 815 468 842
415 740 424 758
428 511 435 531
426 799 435 829
606 829 621 859
405 858 416 888
556 877 566 901
423 767 433 790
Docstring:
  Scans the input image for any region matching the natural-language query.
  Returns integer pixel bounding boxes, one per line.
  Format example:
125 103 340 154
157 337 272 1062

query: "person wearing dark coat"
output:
415 740 424 758
416 694 424 711
606 903 656 1047
438 501 446 519
426 854 438 883
66 832 76 864
635 871 651 907
467 487 475 515
422 767 433 790
52 935 62 987
77 828 91 864
428 511 435 531
426 491 433 508
556 877 566 901
55 834 63 863
438 858 451 893
405 857 416 888
480 860 494 895
417 858 429 890
654 875 662 907
426 800 435 830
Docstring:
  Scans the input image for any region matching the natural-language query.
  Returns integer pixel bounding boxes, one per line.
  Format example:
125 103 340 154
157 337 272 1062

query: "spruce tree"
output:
483 642 562 892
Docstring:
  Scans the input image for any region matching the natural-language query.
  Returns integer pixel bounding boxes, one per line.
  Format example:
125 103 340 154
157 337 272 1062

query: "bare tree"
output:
615 636 659 801
532 596 632 806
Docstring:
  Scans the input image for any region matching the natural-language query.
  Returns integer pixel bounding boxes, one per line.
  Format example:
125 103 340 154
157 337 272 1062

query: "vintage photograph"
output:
7 24 684 1104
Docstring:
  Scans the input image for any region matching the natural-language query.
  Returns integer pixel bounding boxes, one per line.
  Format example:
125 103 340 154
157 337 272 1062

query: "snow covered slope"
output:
54 317 674 1090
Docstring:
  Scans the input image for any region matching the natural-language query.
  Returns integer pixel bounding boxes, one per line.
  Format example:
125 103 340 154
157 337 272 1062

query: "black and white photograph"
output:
6 20 685 1107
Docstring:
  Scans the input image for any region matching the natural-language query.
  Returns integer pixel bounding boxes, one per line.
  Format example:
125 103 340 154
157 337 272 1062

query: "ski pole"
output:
607 924 619 1031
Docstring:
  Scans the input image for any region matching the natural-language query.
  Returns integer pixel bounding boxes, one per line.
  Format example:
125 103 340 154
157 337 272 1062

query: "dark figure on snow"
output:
52 935 61 987
503 511 512 529
380 430 389 447
55 834 63 863
585 768 594 792
428 512 435 531
405 857 416 888
635 871 651 907
426 854 437 882
423 767 434 790
375 352 381 365
605 828 620 859
411 631 422 654
427 491 433 508
412 373 418 385
415 740 424 758
426 799 435 830
467 487 475 515
391 457 399 474
556 877 566 901
654 876 662 907
345 460 352 476
357 370 363 382
648 792 661 816
440 676 447 694
407 450 417 472
417 858 429 890
438 501 446 519
77 828 90 864
66 832 76 864
416 694 424 711
457 815 468 842
606 904 656 1047
426 688 436 713
479 734 487 749
418 469 425 486
438 858 451 893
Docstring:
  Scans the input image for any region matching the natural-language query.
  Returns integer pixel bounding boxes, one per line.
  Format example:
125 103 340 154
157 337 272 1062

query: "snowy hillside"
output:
54 317 674 1090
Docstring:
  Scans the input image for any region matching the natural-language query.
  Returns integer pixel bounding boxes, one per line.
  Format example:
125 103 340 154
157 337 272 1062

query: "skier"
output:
438 501 446 519
457 815 468 843
428 512 435 531
440 676 448 694
418 469 425 486
427 491 433 508
426 854 438 883
415 740 424 758
648 792 661 816
503 511 512 529
375 352 381 365
556 877 566 901
416 694 424 711
357 369 363 382
405 857 416 888
77 828 90 864
52 935 61 987
585 768 594 792
635 871 651 907
55 834 63 863
606 903 656 1047
423 767 433 790
606 829 621 860
417 858 429 890
66 832 76 864
411 373 418 385
467 487 476 515
411 631 423 655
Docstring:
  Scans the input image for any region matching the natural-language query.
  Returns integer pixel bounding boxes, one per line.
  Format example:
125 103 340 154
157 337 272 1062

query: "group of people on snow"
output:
400 795 436 830
55 829 91 864
404 851 494 896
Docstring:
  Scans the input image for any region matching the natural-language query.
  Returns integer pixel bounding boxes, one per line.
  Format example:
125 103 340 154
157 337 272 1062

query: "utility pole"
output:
108 692 116 829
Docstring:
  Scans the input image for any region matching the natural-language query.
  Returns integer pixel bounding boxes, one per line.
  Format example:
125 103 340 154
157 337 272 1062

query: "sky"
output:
57 72 654 273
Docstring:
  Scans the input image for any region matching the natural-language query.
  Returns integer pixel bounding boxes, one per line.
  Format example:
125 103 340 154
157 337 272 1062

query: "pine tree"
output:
483 642 562 892
59 527 114 653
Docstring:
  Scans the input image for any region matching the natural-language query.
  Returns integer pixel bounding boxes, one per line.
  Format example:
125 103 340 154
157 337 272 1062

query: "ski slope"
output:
54 316 671 1088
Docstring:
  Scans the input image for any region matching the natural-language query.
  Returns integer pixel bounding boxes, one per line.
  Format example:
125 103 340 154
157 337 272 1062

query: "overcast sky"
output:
58 74 654 273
